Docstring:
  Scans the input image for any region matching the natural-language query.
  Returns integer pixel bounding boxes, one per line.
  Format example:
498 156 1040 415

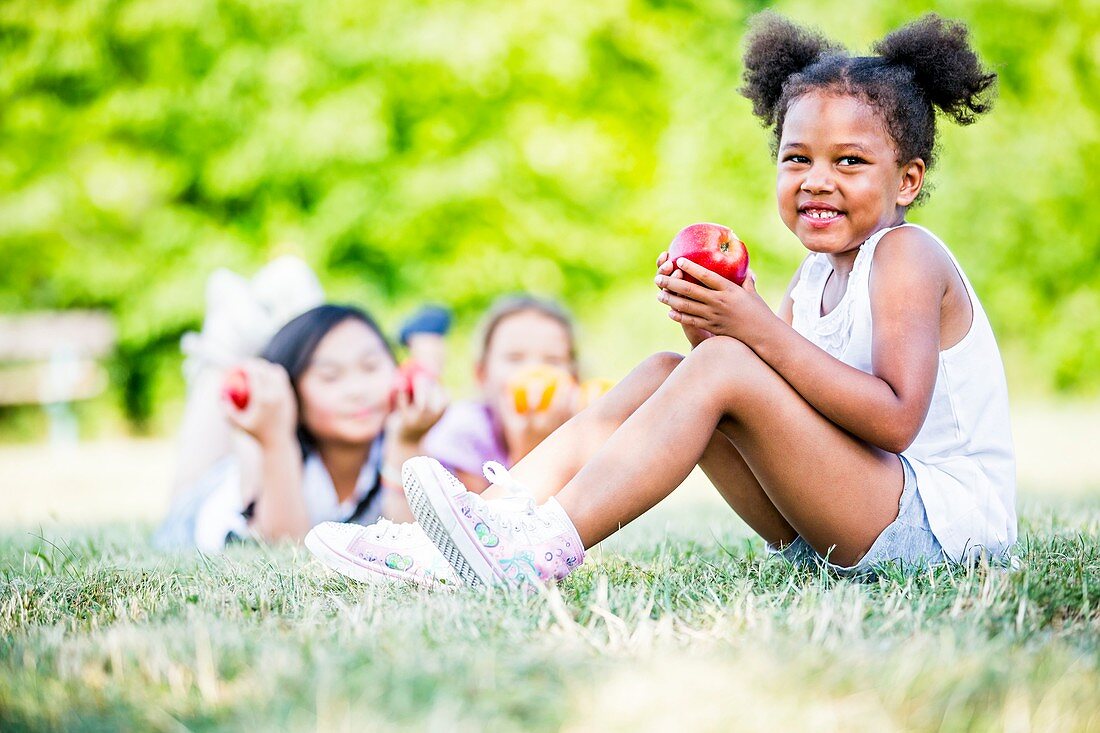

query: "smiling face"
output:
776 91 924 260
297 318 397 448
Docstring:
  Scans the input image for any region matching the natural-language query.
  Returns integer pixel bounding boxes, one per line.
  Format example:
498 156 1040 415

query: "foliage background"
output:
1 0 1097 430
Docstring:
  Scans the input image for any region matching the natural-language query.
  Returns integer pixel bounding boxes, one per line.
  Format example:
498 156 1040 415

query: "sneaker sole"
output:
404 459 506 590
304 527 435 589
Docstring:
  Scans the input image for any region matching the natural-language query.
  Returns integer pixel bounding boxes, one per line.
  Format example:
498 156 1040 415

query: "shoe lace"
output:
480 462 553 532
363 518 419 543
482 461 531 496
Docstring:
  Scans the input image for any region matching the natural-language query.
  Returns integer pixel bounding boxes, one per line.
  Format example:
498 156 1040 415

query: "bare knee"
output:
686 337 758 375
640 351 684 380
588 351 683 423
618 351 684 397
684 337 772 408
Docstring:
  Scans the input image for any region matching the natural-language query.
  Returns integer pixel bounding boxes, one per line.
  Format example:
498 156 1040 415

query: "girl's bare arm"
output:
227 360 312 540
660 227 952 453
248 435 310 540
749 228 948 453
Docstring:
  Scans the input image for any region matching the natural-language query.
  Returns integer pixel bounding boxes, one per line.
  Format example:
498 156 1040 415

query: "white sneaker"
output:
305 519 459 588
403 457 586 589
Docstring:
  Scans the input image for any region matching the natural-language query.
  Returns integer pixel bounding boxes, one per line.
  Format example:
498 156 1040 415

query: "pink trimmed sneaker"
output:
403 457 586 589
305 518 459 589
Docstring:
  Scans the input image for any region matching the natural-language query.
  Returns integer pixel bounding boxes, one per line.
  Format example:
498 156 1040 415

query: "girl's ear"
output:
897 157 926 206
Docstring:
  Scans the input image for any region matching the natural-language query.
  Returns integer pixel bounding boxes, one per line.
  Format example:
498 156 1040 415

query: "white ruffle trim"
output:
791 241 877 359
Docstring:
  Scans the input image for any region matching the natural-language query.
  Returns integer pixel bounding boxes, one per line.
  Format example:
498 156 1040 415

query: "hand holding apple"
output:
387 360 447 444
656 251 773 345
666 223 749 287
389 360 436 411
656 250 716 348
222 367 250 410
222 360 297 446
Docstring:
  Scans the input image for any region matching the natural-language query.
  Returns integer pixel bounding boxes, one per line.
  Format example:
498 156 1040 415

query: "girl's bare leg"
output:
503 353 682 501
697 420 800 546
504 351 800 547
547 336 903 567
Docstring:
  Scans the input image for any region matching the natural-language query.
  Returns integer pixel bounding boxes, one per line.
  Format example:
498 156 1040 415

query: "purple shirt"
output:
422 400 510 477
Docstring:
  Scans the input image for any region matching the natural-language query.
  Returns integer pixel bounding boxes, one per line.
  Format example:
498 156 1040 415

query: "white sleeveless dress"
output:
789 223 1017 562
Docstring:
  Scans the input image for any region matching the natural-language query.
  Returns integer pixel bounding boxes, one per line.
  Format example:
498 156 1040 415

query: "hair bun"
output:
873 13 996 125
740 12 843 125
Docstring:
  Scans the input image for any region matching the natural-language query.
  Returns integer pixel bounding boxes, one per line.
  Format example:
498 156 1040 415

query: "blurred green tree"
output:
0 0 1097 428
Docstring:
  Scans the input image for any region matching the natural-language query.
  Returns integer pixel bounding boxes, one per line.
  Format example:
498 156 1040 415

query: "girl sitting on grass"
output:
157 304 447 553
309 12 1016 585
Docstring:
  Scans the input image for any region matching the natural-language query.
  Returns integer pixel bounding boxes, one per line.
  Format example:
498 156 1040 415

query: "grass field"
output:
2 405 1099 732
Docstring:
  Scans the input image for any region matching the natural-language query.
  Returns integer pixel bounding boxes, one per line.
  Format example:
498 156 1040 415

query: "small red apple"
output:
222 367 250 410
667 223 749 287
389 360 434 410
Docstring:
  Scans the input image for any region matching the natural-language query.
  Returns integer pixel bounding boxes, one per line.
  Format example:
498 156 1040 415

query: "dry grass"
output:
1 403 1098 732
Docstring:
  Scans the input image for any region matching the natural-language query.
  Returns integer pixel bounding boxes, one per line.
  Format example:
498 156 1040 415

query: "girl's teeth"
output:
806 210 840 219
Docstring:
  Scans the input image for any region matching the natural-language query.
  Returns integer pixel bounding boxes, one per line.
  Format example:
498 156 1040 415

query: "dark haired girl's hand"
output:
223 359 297 447
656 251 714 348
380 371 449 522
387 370 448 445
655 260 774 343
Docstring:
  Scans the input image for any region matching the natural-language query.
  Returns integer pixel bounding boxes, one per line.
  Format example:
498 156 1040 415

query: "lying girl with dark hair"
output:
157 303 447 554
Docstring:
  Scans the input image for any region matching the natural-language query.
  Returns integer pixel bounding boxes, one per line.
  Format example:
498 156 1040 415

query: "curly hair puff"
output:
739 12 996 198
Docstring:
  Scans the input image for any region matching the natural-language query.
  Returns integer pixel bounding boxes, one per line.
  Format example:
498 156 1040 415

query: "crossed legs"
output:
502 337 903 567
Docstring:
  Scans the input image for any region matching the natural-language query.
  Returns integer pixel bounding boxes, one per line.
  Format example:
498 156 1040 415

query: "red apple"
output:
667 223 749 287
389 360 434 410
222 367 250 410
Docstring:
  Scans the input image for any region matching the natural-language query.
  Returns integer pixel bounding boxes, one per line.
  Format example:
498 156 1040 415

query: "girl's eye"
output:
838 156 866 166
782 155 810 164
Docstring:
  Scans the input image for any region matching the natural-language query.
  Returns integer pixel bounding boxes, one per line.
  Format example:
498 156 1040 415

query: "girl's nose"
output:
345 372 379 400
800 166 836 194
